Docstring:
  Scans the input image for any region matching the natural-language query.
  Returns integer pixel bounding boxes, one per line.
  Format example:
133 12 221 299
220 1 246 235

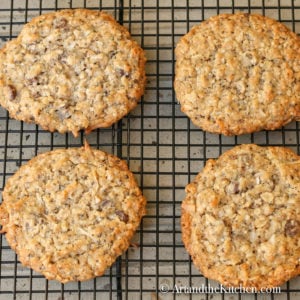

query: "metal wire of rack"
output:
0 0 300 299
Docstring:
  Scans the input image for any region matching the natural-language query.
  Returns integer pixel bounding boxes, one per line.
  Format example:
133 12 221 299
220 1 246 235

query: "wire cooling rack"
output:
0 0 300 299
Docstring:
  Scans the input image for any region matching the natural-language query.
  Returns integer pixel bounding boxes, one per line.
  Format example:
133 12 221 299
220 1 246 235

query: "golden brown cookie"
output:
182 144 300 288
0 142 146 283
175 13 300 135
0 9 146 136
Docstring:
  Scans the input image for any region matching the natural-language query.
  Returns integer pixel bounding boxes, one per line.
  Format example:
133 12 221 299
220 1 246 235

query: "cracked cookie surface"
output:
175 13 300 135
181 144 300 288
0 143 146 283
0 9 146 136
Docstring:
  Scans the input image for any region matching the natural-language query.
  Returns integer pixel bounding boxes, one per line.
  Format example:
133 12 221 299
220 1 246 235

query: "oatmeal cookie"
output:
174 13 300 135
0 9 146 136
181 144 300 288
0 142 146 283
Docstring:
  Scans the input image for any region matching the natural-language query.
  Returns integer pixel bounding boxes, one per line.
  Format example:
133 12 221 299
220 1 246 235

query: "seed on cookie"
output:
181 144 300 288
0 9 146 136
285 219 300 237
175 13 300 135
5 85 17 101
0 142 146 283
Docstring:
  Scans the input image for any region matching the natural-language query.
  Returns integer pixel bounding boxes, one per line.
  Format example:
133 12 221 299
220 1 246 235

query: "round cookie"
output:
0 9 146 137
0 143 146 283
174 13 300 135
181 144 300 288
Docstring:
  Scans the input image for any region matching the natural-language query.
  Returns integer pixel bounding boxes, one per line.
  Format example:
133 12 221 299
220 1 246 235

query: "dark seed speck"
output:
285 219 300 237
116 210 129 223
